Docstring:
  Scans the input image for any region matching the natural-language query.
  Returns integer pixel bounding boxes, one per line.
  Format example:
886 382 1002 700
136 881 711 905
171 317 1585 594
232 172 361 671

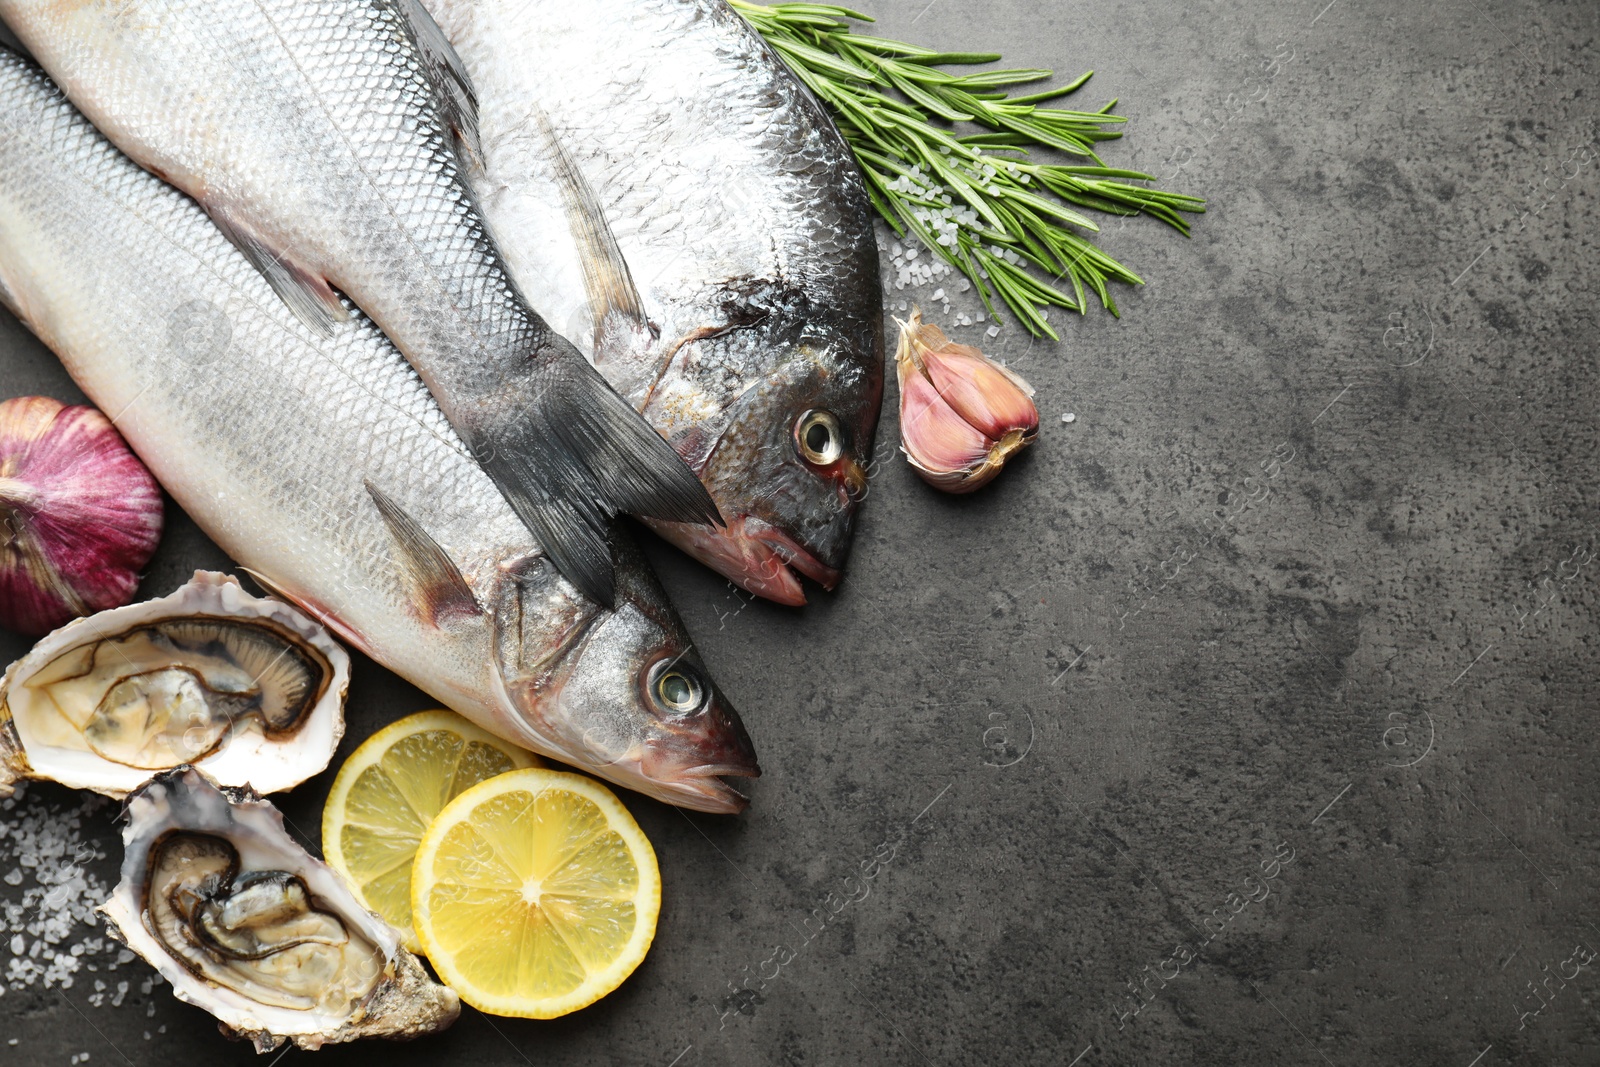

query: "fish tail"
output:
475 361 721 607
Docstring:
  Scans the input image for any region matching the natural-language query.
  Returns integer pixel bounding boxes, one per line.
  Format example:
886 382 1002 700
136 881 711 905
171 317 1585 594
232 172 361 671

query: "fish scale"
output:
0 0 720 606
0 49 758 813
428 0 885 606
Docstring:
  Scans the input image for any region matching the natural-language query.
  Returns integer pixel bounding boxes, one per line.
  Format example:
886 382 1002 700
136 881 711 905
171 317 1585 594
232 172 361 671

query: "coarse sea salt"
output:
874 220 1002 338
0 785 143 998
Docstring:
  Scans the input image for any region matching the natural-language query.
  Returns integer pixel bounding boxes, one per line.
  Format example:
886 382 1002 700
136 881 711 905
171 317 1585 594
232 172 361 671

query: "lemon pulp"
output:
321 709 537 951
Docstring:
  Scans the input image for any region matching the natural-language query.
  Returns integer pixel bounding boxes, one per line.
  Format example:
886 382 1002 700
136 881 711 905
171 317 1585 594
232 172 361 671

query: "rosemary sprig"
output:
732 1 1205 338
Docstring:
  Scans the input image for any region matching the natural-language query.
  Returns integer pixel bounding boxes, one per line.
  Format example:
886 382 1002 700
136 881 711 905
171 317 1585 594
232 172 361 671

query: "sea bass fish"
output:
0 0 719 607
427 0 885 605
0 51 758 813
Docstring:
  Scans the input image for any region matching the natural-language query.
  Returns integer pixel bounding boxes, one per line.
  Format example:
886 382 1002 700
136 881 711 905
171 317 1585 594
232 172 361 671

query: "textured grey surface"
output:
2 0 1598 1064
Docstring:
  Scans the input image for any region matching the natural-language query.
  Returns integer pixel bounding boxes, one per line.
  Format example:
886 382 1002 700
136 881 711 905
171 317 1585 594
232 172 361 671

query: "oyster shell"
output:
0 571 348 797
103 767 460 1051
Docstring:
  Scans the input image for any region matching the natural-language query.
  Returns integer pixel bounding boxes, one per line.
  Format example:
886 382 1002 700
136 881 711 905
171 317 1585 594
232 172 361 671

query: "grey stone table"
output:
2 0 1597 1063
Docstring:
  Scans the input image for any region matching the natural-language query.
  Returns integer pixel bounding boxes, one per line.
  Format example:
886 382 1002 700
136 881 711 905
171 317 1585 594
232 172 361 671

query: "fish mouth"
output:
635 676 761 814
624 743 760 814
647 514 841 607
644 762 759 814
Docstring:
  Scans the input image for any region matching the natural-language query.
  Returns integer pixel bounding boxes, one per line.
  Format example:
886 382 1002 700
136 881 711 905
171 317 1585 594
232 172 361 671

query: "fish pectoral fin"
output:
470 359 724 608
207 203 348 338
536 110 655 362
364 480 483 626
391 0 481 160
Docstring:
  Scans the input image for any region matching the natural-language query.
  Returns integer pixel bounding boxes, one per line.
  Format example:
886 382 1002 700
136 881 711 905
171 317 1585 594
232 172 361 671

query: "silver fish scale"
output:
262 0 541 386
431 0 884 575
0 50 521 614
0 50 760 810
438 0 878 408
546 1 864 373
0 0 562 401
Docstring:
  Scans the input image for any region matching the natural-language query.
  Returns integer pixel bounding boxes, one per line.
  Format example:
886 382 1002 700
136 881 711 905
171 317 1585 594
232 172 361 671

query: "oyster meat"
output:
0 571 348 796
103 766 459 1051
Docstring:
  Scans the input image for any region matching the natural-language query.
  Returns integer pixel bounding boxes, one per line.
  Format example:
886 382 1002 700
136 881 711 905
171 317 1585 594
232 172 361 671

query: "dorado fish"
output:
0 0 719 607
0 51 757 813
427 0 884 605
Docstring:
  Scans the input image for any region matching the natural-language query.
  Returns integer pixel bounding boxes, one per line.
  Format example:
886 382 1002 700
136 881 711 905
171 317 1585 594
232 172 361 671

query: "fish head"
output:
651 326 884 606
490 536 758 814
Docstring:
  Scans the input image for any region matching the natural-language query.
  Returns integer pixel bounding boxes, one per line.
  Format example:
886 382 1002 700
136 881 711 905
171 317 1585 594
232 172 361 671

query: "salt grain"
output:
1 785 133 1001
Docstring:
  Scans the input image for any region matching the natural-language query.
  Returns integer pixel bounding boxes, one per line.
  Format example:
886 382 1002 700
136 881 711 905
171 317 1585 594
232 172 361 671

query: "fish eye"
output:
795 410 845 465
648 660 706 716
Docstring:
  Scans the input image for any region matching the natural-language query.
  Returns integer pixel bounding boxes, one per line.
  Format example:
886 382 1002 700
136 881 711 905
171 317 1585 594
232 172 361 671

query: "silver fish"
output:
428 0 885 605
0 0 719 607
0 51 758 813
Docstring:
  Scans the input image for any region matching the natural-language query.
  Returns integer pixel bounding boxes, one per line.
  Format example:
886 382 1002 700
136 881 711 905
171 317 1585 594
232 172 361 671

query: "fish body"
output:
0 51 756 813
0 0 719 606
427 0 885 604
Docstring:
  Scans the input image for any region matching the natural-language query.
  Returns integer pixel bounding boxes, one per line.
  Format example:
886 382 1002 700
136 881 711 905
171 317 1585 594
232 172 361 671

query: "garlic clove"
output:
898 362 994 479
919 339 1039 441
893 309 1040 494
0 396 164 636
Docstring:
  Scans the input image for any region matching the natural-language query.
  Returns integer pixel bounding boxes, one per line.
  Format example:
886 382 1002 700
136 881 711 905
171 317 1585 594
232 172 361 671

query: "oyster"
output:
103 767 460 1051
0 571 348 796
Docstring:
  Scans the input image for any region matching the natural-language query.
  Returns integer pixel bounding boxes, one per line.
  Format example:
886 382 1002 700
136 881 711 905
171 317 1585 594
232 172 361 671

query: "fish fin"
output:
207 203 348 337
470 359 723 607
392 0 481 160
364 480 483 625
241 567 376 660
535 110 654 358
0 271 18 320
237 567 292 603
477 440 616 609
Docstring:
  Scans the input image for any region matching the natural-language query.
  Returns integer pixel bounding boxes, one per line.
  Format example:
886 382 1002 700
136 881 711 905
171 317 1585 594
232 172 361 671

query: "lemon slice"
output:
321 709 538 952
411 768 661 1018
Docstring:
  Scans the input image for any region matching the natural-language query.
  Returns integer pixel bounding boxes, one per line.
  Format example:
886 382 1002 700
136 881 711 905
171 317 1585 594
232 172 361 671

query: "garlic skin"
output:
895 309 1040 493
0 396 164 636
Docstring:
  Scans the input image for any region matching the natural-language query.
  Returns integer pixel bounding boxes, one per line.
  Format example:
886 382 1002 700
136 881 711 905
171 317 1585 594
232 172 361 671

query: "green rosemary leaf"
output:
733 0 1204 335
955 67 1056 88
906 51 1015 66
766 36 877 80
1005 70 1096 103
884 67 974 122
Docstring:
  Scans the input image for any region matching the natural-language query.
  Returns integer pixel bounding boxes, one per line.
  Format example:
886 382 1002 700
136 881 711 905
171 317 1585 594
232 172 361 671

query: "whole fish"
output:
428 0 884 605
0 51 758 813
0 0 719 607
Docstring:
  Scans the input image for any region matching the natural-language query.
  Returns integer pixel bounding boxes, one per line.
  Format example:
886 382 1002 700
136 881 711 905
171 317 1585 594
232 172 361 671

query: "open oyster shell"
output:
103 767 460 1051
0 571 348 797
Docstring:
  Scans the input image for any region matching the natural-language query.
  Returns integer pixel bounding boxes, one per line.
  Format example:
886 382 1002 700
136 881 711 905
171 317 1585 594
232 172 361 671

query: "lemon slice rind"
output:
321 709 537 952
410 767 661 1019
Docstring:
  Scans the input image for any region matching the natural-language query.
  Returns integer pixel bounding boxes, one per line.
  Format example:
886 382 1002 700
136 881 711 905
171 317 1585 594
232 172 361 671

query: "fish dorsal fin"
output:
365 480 483 625
392 0 481 160
206 201 348 337
535 110 655 361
